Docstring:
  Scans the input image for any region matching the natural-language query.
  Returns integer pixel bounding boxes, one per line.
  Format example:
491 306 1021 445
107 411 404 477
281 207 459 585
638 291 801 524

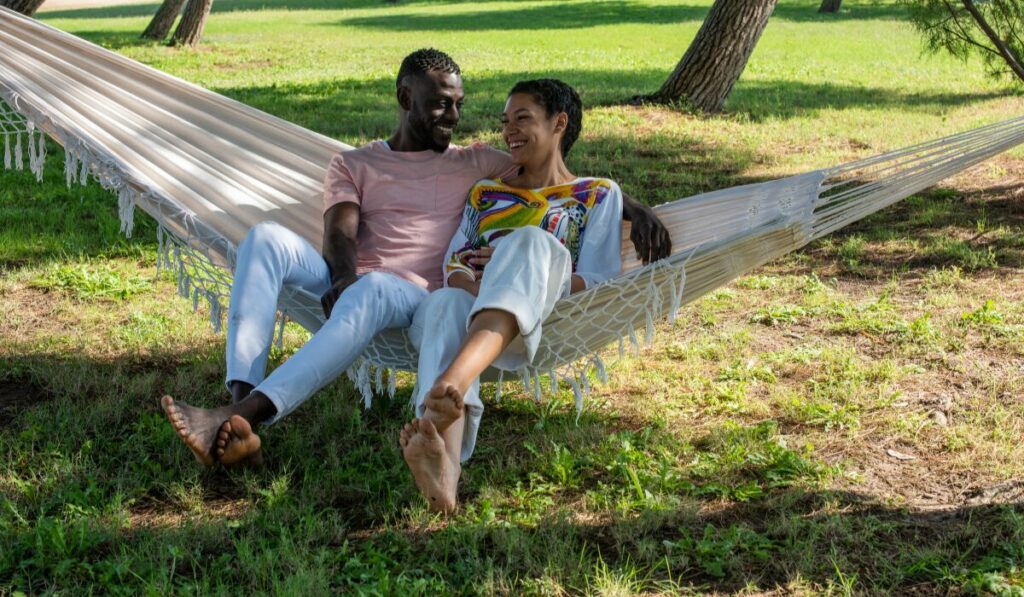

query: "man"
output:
161 48 671 467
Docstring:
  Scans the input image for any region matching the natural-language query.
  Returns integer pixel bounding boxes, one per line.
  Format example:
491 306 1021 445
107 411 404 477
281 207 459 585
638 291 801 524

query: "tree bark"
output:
818 0 842 13
0 0 48 17
141 0 187 41
960 0 1024 82
640 0 779 112
170 0 212 48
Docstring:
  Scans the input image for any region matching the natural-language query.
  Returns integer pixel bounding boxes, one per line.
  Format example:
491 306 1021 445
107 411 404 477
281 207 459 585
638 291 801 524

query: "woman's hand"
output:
448 271 481 297
468 247 493 278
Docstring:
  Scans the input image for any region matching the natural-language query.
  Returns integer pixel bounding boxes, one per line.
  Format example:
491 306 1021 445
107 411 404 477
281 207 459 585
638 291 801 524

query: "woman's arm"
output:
572 181 624 293
444 192 482 294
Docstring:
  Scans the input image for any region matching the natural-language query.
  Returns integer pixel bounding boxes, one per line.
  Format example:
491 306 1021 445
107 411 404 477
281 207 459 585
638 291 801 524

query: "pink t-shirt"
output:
322 141 517 291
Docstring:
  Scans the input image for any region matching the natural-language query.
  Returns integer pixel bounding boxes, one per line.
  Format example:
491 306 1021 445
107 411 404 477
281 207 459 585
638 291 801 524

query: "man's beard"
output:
410 112 453 152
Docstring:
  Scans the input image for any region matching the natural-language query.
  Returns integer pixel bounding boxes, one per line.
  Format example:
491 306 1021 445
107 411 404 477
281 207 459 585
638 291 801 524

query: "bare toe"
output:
220 415 262 467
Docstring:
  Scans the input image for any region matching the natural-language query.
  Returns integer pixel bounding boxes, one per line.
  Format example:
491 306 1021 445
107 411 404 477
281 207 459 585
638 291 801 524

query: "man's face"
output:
403 70 464 152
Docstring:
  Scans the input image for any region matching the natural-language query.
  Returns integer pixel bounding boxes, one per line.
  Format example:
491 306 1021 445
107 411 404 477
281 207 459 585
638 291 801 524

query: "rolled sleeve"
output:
322 153 361 213
574 181 624 289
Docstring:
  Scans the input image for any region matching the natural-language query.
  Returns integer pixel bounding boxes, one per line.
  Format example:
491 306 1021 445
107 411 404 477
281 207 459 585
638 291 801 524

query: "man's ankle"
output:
235 390 277 425
228 380 255 403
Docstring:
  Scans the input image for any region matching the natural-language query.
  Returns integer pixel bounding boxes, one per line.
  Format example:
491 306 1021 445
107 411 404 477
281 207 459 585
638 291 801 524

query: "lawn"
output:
2 0 1024 593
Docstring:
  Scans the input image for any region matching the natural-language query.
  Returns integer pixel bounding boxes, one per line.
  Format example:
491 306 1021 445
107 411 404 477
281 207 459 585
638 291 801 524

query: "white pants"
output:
226 221 427 424
409 227 573 462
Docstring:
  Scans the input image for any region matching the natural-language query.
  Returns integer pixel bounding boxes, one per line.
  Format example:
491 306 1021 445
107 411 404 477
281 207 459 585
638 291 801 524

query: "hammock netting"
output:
2 6 1023 410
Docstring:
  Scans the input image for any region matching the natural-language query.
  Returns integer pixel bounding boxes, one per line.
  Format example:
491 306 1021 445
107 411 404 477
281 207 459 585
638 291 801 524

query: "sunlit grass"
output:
2 0 1023 593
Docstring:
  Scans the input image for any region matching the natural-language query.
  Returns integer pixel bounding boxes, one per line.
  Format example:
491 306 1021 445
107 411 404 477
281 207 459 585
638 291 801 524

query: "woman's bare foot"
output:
215 415 263 467
400 419 458 513
160 395 230 467
422 380 465 433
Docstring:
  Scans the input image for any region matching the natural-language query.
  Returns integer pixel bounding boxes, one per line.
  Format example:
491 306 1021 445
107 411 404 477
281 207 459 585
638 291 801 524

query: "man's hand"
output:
622 193 672 264
320 275 358 319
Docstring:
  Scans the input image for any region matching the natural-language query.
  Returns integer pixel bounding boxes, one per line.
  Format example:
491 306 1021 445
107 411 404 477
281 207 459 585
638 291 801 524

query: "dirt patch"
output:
127 497 249 530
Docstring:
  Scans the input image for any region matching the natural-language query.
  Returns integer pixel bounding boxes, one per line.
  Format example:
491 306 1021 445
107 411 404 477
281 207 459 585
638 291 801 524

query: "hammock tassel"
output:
532 371 542 402
549 369 558 393
3 134 10 170
208 291 223 333
275 312 287 350
387 368 397 400
78 158 89 185
618 336 625 359
565 374 583 424
669 266 688 323
374 366 384 396
156 227 165 276
117 186 135 238
494 370 504 402
33 130 45 182
355 360 372 410
64 150 76 188
12 131 22 167
592 355 608 384
13 132 22 170
26 128 35 172
519 367 531 395
628 326 640 356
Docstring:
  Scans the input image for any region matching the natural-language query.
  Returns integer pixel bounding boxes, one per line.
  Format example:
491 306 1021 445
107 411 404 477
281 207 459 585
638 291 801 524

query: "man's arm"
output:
320 202 360 318
621 191 672 264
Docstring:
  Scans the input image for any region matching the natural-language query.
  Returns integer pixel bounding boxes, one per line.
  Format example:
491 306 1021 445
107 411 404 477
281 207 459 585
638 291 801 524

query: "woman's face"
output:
501 92 564 166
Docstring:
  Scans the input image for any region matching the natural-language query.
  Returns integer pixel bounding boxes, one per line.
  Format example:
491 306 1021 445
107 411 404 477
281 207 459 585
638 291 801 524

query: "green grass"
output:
2 0 1024 593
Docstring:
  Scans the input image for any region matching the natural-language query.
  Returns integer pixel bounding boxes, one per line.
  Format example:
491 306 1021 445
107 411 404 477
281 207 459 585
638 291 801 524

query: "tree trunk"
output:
141 0 187 41
640 0 779 112
170 0 212 48
818 0 842 13
961 0 1024 82
0 0 48 17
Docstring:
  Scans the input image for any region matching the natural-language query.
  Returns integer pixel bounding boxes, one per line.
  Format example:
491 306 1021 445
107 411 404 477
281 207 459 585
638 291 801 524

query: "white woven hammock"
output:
2 6 1023 411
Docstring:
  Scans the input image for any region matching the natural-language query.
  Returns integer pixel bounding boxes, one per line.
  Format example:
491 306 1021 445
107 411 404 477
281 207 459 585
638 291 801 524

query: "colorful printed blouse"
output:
444 177 623 289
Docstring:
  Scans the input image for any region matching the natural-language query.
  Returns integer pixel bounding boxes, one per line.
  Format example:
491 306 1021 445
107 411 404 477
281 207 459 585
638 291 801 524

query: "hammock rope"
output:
2 5 1023 411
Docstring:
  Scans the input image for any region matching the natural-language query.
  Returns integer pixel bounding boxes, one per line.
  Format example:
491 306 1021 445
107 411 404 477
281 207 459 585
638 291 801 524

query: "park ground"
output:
1 0 1023 593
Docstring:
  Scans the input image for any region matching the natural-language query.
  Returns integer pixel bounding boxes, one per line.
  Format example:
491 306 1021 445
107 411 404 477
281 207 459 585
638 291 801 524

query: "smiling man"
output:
160 48 671 468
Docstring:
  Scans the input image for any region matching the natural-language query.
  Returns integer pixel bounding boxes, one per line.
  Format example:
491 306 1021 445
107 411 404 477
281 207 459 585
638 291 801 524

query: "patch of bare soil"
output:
127 497 249 530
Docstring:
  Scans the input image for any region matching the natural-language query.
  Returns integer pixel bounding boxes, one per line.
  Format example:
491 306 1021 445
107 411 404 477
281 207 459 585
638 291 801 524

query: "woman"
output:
401 79 623 512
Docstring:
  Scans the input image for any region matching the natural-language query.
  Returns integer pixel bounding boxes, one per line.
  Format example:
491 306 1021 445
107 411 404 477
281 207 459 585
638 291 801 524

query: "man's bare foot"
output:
161 395 230 467
422 380 465 434
400 419 458 513
215 415 264 467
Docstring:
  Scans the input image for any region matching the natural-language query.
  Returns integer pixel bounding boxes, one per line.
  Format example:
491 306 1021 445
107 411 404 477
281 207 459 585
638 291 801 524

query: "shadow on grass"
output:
2 346 1021 593
800 183 1024 278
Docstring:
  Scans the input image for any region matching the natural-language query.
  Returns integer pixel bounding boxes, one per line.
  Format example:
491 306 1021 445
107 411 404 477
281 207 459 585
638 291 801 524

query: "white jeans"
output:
410 227 573 462
226 221 427 424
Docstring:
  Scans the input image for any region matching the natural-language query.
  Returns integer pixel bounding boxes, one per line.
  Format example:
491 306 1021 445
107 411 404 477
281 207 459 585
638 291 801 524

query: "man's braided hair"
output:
508 79 583 158
396 48 461 89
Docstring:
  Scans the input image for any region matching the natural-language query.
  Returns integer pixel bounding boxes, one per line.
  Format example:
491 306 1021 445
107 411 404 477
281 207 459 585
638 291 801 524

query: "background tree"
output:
635 0 778 113
141 0 187 40
819 0 842 13
170 0 212 47
903 0 1024 84
0 0 47 17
